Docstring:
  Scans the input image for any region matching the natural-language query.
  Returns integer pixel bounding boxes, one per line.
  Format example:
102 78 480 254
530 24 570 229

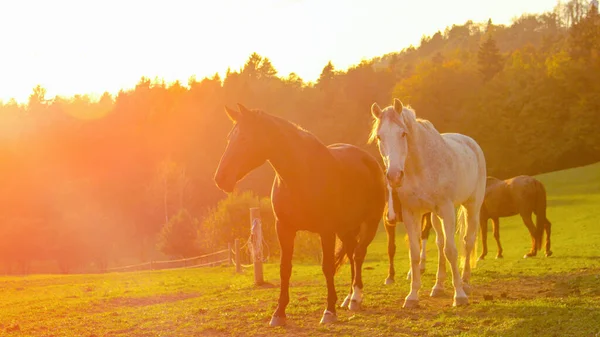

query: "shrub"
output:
200 190 322 263
157 209 200 258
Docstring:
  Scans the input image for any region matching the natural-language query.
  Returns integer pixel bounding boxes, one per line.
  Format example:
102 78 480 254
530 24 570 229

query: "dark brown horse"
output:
214 104 386 326
478 175 552 259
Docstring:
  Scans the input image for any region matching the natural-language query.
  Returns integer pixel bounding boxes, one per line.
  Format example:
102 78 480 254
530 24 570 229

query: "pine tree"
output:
478 35 503 81
317 61 335 89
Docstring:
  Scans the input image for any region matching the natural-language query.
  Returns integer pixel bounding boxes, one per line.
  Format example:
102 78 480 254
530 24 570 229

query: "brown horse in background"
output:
478 175 552 260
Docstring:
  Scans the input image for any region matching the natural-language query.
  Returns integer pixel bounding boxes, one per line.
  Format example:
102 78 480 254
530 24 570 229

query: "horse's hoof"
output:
269 315 286 327
340 295 351 308
349 300 361 312
496 254 503 259
384 277 394 285
403 299 419 309
545 251 553 257
319 311 337 324
463 283 472 295
523 253 536 259
430 287 445 297
477 255 485 261
453 297 469 306
420 267 426 274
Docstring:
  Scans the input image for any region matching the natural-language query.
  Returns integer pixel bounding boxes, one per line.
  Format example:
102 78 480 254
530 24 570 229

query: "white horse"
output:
370 99 486 308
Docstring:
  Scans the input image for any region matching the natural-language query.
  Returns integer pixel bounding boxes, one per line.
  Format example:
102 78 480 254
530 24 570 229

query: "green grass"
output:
2 162 600 336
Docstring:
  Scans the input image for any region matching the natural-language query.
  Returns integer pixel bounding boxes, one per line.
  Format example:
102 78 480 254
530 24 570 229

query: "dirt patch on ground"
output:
473 268 600 302
351 268 600 324
89 293 200 313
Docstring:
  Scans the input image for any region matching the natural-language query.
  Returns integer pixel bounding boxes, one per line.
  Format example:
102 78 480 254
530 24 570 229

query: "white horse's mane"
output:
397 107 438 134
369 105 439 143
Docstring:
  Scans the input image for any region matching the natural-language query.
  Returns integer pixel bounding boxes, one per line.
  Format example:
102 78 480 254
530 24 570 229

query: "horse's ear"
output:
224 106 240 122
393 98 404 113
237 103 252 115
371 103 382 119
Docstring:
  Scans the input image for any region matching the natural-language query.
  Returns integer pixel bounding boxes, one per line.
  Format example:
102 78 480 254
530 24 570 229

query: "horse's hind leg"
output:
544 220 552 257
349 218 379 311
340 235 357 308
430 212 447 297
461 203 480 291
384 223 396 285
491 217 503 258
521 212 538 258
439 202 468 306
478 214 489 261
420 213 432 273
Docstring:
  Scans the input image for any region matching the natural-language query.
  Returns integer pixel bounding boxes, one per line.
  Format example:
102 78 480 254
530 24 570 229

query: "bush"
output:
200 190 322 263
157 209 200 258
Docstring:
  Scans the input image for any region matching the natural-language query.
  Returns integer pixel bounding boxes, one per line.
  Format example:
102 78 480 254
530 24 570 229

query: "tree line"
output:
0 0 598 273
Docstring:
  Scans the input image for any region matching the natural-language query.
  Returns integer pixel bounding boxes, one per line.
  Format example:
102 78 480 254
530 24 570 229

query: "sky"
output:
0 0 560 103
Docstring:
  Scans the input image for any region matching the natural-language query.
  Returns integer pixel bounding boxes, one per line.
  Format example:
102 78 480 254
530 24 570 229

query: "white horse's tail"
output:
456 206 477 269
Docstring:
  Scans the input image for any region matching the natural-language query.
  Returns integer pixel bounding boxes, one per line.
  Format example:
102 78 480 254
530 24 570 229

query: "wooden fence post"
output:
234 239 241 273
228 243 232 266
250 207 264 285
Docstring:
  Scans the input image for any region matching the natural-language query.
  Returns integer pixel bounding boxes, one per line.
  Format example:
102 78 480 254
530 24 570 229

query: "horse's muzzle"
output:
214 170 236 193
387 170 404 188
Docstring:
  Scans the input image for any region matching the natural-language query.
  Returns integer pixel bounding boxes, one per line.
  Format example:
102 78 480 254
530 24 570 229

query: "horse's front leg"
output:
406 214 430 280
270 223 296 327
319 231 338 324
402 208 422 309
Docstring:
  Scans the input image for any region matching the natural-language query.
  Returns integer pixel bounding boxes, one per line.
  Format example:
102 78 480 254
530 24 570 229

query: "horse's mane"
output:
250 108 323 145
400 107 438 134
486 176 503 184
369 105 438 143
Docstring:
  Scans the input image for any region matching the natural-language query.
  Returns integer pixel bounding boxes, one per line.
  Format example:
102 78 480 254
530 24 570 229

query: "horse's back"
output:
483 175 543 217
507 175 545 212
327 143 386 223
483 180 517 217
271 143 385 233
440 133 487 203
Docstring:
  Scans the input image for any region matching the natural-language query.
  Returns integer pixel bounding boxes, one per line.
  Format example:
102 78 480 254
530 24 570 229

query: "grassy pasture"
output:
1 162 600 336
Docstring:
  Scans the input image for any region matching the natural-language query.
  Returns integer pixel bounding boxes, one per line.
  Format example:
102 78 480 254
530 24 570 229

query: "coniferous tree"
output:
477 35 503 81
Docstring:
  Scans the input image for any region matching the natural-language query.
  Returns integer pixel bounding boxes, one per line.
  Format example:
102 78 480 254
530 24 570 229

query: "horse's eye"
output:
401 132 407 138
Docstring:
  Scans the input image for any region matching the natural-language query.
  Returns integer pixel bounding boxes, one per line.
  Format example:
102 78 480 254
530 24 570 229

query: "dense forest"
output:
0 1 598 273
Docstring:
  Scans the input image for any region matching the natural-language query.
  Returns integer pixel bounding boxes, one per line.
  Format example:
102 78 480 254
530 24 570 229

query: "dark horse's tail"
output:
334 241 347 273
534 179 550 250
334 155 386 274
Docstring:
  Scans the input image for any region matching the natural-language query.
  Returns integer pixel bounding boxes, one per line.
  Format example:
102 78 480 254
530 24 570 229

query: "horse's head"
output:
214 104 271 193
370 98 409 188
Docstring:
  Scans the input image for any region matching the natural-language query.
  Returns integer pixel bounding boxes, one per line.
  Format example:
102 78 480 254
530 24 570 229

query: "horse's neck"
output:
405 124 449 178
265 120 332 187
